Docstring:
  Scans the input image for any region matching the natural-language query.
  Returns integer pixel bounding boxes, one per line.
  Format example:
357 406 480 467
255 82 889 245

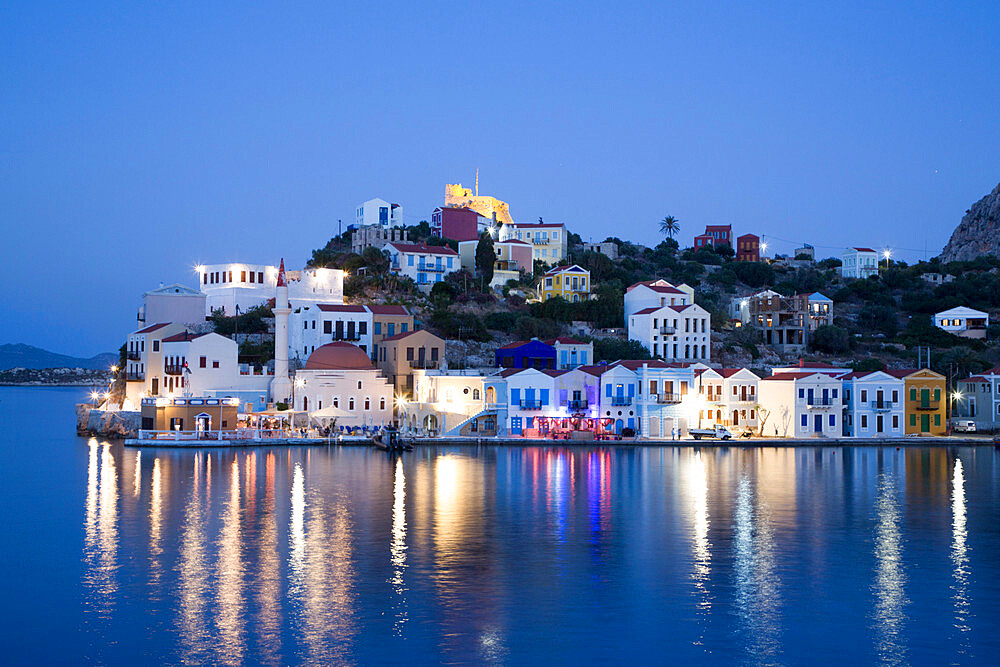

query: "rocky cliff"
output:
941 182 1000 262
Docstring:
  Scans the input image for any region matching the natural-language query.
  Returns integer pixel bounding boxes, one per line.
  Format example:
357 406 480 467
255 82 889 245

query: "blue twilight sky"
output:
2 1 999 356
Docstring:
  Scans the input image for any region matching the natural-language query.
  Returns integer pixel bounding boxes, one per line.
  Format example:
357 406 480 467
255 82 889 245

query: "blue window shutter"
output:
527 417 534 428
798 388 804 398
801 414 807 427
581 351 587 364
540 389 549 405
374 322 382 335
606 384 612 397
829 414 835 427
407 255 414 266
511 388 521 405
833 389 838 398
628 384 635 397
401 323 407 332
560 351 567 366
526 388 535 402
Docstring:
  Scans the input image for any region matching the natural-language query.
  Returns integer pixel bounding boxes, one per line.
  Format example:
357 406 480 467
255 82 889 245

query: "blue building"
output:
495 339 557 370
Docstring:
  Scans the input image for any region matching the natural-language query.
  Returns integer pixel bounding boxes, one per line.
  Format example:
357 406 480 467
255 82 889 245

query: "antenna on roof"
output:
475 168 479 196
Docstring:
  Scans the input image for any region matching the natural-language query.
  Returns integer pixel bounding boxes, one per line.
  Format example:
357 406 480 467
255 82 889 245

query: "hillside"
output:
0 343 117 370
941 182 1000 262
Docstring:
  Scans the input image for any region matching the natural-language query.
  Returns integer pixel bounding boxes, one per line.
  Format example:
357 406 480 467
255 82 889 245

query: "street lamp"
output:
882 248 892 271
292 377 305 410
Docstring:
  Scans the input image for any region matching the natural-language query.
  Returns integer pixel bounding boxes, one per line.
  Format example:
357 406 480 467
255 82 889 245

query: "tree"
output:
659 215 680 240
475 231 495 288
593 337 652 362
809 325 851 354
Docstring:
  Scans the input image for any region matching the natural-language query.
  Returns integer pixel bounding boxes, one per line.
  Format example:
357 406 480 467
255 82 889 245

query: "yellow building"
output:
891 368 947 435
540 264 591 302
444 182 512 225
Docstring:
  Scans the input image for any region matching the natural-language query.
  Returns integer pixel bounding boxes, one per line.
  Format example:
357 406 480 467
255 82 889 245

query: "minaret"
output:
269 258 293 405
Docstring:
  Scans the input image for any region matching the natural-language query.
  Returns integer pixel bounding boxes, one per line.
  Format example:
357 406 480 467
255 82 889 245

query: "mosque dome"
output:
303 342 374 370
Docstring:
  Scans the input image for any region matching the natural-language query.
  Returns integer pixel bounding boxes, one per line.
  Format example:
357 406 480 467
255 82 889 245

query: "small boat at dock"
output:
373 426 412 452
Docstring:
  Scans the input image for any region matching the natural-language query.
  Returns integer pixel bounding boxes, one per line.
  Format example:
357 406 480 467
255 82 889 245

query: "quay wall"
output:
76 404 140 438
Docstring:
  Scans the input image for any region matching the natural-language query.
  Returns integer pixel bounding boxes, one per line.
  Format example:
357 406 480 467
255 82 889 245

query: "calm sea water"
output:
2 386 999 665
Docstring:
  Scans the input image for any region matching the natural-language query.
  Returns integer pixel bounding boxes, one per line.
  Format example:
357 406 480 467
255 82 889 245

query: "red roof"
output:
543 337 586 345
136 323 170 334
499 239 531 245
737 233 759 241
509 222 565 229
718 368 753 378
761 372 829 381
963 376 987 383
387 242 458 256
381 329 436 343
367 305 409 315
276 258 287 287
704 225 732 232
883 369 920 379
317 304 367 313
852 247 876 252
632 304 691 316
161 331 210 343
626 280 684 295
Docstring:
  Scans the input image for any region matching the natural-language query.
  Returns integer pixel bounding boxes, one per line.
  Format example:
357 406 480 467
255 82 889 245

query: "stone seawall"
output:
75 404 141 438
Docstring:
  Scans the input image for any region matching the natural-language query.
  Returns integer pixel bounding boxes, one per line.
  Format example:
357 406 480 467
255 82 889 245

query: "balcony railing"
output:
610 396 632 406
915 401 940 411
519 400 543 410
531 237 550 245
409 359 440 369
869 401 894 411
806 398 836 408
418 264 447 273
567 399 589 410
126 371 145 381
657 393 683 404
332 333 362 342
126 350 141 361
164 364 185 376
658 326 676 335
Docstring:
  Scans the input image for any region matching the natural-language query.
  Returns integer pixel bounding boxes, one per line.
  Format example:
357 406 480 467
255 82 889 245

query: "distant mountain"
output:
940 182 1000 262
0 343 117 371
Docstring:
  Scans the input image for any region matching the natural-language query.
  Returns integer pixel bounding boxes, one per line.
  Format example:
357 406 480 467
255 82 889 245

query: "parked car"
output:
952 419 976 433
689 425 734 440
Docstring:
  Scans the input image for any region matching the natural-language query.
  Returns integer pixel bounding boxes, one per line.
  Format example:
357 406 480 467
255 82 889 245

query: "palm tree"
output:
659 215 680 240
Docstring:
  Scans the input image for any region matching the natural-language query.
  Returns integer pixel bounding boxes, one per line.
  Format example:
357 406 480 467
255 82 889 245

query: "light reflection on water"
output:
66 442 1000 664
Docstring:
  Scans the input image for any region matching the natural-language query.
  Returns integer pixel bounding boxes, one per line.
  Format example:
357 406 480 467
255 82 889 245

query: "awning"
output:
309 405 354 419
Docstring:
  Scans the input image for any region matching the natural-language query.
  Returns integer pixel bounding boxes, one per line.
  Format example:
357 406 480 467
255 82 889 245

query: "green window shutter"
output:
910 388 916 401
934 389 940 401
910 414 916 426
935 414 940 426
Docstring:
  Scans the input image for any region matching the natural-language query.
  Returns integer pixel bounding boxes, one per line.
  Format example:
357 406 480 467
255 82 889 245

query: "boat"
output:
373 427 412 452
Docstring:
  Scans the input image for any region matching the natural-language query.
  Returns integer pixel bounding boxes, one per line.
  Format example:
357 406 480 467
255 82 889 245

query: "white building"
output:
545 337 593 369
934 306 989 339
292 342 395 428
757 371 842 438
138 283 206 328
124 322 189 407
729 289 780 323
407 368 492 435
499 221 568 264
198 262 344 316
357 197 403 229
841 370 905 438
624 280 695 320
628 303 712 362
693 367 760 431
290 304 373 361
840 247 879 279
383 241 460 291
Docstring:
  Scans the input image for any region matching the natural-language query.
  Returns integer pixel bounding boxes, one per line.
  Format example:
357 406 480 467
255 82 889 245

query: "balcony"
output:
164 364 185 375
519 400 543 410
409 359 440 369
915 401 940 411
806 398 836 408
531 237 550 245
418 264 447 273
610 396 632 406
126 371 145 381
332 333 362 342
657 393 683 404
869 401 894 412
126 350 141 361
658 326 676 335
567 399 589 410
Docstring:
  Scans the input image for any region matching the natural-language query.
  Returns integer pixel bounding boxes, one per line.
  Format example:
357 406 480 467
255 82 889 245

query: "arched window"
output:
379 397 386 410
702 345 707 358
473 388 481 400
303 396 308 411
364 397 370 411
357 380 362 390
733 410 739 425
333 396 339 408
349 397 355 411
685 344 690 358
486 387 496 403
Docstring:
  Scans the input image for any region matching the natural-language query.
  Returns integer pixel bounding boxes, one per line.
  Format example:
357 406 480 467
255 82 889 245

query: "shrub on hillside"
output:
809 325 851 354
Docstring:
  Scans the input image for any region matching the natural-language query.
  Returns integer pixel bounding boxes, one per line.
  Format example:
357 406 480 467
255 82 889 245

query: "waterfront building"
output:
137 283 206 328
407 368 494 435
383 241 459 292
735 233 760 262
934 306 989 339
357 197 403 229
840 247 879 279
495 339 556 370
627 302 712 362
693 367 760 431
197 262 344 316
955 367 1000 431
431 206 491 241
503 367 561 436
124 322 189 406
887 368 947 436
693 224 732 250
539 264 590 302
377 328 447 399
758 371 842 438
368 305 413 363
499 221 567 263
545 337 592 369
158 330 272 410
841 370 905 437
139 395 239 432
290 304 372 361
596 360 695 437
292 342 394 427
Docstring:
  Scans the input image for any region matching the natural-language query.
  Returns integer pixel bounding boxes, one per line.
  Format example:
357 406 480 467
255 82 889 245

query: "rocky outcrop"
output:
941 182 1000 262
76 405 140 438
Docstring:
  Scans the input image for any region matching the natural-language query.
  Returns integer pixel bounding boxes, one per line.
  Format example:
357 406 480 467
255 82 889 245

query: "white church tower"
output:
269 258 293 404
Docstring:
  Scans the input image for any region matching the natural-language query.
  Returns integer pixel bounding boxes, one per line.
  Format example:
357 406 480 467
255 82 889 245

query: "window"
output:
357 380 362 389
200 356 207 368
431 347 439 361
892 415 899 429
364 398 370 410
333 397 339 408
829 414 835 427
213 361 219 369
324 321 332 334
798 388 804 399
861 415 868 429
406 347 414 361
359 322 367 334
801 414 807 427
241 270 246 282
152 340 159 352
380 397 385 410
473 388 481 400
407 255 414 266
258 271 264 283
349 397 355 410
892 390 898 402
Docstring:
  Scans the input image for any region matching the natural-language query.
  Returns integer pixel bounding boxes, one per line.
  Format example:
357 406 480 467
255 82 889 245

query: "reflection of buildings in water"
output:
288 459 357 664
734 475 782 663
431 454 506 662
905 447 950 504
133 450 141 497
951 458 971 655
872 471 908 666
546 451 572 545
390 457 408 635
215 456 245 665
177 452 211 663
681 450 711 631
586 450 612 540
83 439 119 618
148 455 164 590
255 451 282 665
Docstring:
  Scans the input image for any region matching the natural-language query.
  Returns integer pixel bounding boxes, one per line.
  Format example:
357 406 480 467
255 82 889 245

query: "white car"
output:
952 419 976 433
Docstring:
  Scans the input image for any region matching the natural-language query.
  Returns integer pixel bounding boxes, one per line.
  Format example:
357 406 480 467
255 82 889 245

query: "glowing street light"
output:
882 248 892 271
